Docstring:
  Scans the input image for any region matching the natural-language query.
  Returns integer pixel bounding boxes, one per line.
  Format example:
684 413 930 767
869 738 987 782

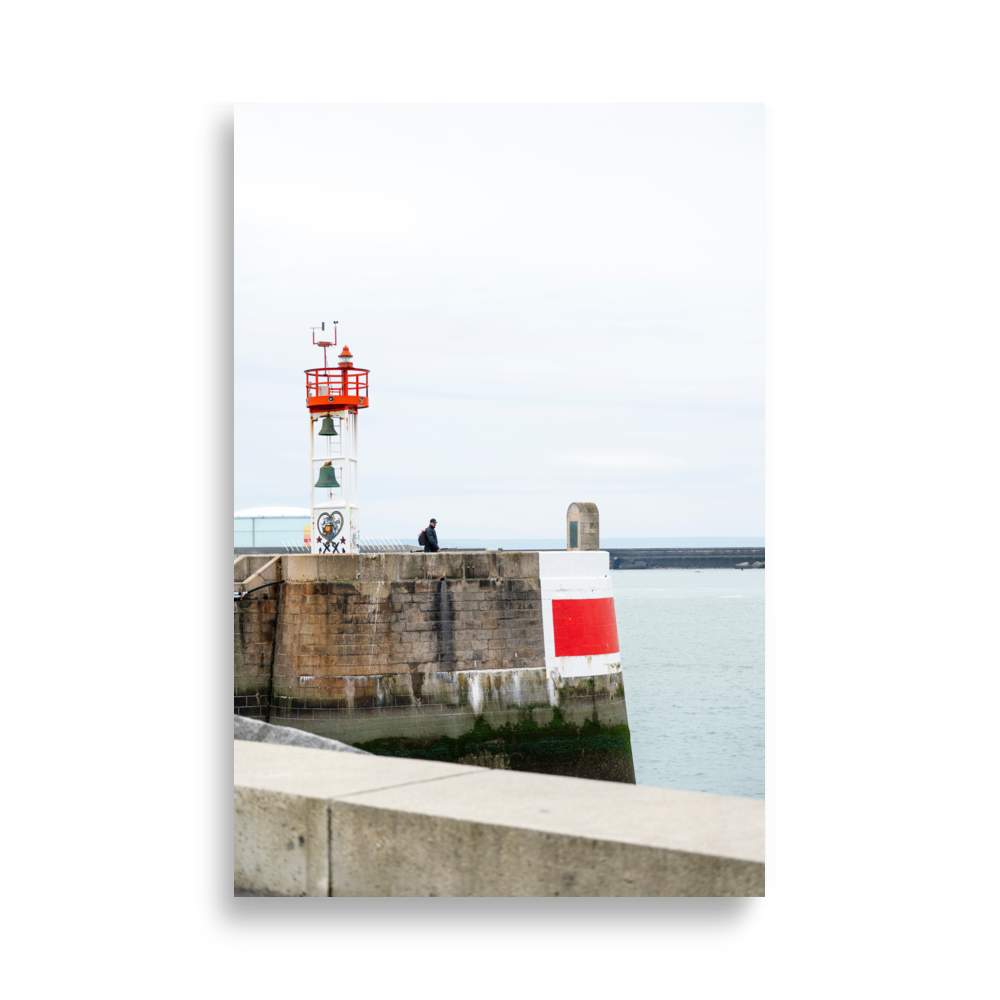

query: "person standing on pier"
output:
421 518 440 552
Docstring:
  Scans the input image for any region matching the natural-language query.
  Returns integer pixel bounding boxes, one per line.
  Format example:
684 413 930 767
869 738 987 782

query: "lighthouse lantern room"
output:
305 322 369 554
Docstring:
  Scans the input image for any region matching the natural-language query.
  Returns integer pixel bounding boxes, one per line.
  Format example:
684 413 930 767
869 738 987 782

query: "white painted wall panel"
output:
538 550 621 679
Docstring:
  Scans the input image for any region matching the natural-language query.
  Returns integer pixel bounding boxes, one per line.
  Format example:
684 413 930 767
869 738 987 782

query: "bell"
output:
318 415 338 436
315 462 340 488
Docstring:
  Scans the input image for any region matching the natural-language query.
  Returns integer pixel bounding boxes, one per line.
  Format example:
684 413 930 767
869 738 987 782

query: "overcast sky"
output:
235 104 763 540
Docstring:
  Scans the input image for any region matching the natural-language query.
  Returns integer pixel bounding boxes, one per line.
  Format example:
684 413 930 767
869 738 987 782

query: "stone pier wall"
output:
234 551 635 783
233 595 279 721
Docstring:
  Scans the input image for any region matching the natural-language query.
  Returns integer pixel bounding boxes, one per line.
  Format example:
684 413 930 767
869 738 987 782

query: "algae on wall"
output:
354 707 635 784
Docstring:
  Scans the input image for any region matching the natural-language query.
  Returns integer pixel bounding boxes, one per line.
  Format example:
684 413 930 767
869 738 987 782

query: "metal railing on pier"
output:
359 536 414 552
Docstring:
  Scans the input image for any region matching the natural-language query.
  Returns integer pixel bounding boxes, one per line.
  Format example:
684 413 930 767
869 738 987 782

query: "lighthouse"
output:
305 323 369 554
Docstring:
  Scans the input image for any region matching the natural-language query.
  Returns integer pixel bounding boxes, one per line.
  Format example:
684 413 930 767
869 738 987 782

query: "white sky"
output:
235 104 763 539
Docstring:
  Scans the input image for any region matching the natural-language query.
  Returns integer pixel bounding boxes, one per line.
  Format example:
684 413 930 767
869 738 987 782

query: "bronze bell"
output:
318 416 338 436
315 462 340 488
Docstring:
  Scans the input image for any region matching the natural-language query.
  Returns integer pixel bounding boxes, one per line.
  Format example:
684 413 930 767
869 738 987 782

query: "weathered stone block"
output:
497 552 540 579
460 554 494 579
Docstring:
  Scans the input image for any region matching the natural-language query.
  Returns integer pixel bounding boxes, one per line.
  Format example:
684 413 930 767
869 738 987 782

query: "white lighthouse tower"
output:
305 323 369 554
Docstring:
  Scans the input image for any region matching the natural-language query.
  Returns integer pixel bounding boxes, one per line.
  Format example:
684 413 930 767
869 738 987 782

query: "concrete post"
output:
566 502 599 551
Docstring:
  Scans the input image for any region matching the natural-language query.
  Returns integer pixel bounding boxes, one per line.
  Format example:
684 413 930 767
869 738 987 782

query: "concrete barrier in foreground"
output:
235 740 764 897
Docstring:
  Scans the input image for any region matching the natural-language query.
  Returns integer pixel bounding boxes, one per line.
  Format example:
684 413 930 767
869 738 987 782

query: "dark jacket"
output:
423 525 439 552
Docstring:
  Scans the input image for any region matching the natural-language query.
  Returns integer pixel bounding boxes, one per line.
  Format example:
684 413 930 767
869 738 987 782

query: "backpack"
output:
418 529 427 546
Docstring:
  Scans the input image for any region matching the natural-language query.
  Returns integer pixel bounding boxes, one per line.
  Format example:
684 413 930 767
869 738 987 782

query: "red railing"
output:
305 367 369 402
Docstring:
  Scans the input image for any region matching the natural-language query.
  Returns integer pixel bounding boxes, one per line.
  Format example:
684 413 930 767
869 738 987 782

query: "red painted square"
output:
551 597 620 657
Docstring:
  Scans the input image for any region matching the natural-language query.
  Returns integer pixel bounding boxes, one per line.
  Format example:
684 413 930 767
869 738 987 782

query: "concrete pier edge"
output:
234 740 765 897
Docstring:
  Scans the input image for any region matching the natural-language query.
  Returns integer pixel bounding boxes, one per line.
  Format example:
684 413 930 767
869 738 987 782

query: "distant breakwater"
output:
607 548 764 569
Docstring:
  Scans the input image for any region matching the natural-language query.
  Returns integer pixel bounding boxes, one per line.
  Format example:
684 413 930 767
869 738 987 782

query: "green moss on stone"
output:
352 706 634 782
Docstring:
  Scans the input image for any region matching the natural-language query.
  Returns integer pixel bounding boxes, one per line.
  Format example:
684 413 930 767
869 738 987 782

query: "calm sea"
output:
613 568 764 799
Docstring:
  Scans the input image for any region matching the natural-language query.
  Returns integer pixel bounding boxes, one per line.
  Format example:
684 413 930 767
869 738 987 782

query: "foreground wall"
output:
235 741 764 897
234 551 634 783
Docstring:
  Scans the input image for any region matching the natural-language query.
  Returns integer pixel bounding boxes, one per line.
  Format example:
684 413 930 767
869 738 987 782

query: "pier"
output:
236 546 766 567
234 550 636 783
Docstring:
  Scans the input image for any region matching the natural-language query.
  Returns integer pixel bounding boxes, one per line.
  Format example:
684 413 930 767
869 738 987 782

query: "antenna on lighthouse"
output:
311 321 338 368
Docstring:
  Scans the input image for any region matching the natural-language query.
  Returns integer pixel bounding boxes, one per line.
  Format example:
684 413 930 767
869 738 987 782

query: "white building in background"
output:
234 507 311 549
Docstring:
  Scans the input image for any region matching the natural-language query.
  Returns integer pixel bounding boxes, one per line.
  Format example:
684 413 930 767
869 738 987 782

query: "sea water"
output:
613 568 764 799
